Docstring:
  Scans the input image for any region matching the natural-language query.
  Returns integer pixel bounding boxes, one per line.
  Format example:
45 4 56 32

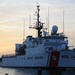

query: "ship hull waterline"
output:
1 50 75 68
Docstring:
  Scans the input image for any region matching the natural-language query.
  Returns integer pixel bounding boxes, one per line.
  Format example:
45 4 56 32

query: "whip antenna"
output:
63 9 64 34
23 19 25 42
48 7 50 35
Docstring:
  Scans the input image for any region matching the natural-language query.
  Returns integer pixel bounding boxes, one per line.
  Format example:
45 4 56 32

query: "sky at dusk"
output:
0 0 75 56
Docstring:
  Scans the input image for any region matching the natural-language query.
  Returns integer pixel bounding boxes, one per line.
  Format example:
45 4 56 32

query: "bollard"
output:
38 68 42 75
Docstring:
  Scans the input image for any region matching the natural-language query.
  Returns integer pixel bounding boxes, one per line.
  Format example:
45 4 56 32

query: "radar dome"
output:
51 25 58 35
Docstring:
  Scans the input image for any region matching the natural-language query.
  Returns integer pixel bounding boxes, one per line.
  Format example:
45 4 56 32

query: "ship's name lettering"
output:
35 56 43 59
27 57 33 60
71 56 75 60
26 56 43 60
61 55 69 58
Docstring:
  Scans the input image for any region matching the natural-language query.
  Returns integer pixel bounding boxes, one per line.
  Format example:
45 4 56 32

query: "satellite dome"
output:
52 25 58 32
51 25 58 35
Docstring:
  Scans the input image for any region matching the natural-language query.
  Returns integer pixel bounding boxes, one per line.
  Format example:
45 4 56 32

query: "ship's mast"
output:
29 5 43 37
36 5 43 37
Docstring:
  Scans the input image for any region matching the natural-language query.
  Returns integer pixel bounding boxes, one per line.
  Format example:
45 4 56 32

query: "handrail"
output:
2 54 16 58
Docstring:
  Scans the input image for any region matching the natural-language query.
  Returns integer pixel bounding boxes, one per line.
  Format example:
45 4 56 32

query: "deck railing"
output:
2 54 16 58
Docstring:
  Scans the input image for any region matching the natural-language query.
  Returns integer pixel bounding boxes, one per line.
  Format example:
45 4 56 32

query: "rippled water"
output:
0 67 75 75
0 67 61 75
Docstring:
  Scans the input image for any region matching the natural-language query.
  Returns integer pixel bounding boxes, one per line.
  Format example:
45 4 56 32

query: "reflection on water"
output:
0 67 57 75
0 67 75 75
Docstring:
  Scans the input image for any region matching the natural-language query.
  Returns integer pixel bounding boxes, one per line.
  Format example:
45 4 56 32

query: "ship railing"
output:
2 54 16 58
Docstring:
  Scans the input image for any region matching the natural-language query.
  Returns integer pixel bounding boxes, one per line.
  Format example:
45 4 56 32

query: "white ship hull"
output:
1 50 75 67
1 53 50 67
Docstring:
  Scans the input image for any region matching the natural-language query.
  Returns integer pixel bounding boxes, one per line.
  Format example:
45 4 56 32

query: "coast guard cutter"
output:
0 5 75 68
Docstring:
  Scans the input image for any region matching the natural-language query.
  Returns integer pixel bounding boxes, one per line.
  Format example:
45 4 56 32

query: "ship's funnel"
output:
51 25 58 35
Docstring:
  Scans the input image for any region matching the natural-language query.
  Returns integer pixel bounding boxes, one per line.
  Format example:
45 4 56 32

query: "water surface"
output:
0 67 51 75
